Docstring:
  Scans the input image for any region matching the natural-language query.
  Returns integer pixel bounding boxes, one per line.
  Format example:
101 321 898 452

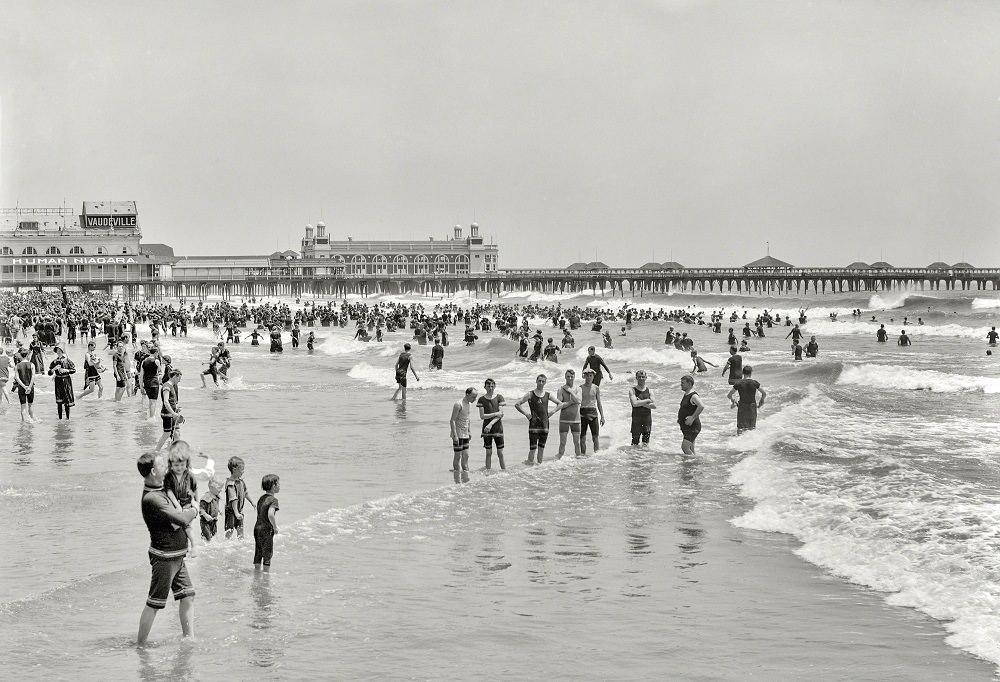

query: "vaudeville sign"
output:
84 215 137 228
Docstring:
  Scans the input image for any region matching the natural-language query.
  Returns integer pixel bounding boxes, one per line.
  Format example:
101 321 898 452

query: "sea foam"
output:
837 364 1000 393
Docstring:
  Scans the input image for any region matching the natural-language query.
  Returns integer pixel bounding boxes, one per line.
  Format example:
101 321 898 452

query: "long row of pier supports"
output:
8 271 997 302
118 273 1000 302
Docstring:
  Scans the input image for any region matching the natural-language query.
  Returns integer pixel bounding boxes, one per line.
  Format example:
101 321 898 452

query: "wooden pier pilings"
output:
140 267 1000 301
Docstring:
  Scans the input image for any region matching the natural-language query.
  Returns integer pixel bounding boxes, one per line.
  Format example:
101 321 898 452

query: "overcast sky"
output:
3 0 999 268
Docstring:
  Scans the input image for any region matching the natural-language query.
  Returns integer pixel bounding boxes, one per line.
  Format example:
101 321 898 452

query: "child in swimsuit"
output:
164 448 199 556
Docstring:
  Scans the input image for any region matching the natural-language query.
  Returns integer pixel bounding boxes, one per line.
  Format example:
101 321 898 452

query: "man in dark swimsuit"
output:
515 374 563 465
805 336 819 358
392 342 419 400
142 347 162 419
727 365 766 434
477 378 506 470
136 451 198 644
582 346 613 386
629 369 655 446
677 374 704 455
721 346 743 385
429 340 444 370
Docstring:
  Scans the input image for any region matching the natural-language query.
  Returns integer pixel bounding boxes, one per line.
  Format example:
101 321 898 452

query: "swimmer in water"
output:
556 369 582 458
721 346 743 385
449 387 477 473
690 350 716 374
677 374 704 455
629 370 655 447
477 378 506 470
429 339 444 370
514 374 563 465
392 343 419 400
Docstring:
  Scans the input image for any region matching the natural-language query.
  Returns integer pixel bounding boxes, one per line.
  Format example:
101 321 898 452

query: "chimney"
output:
454 224 462 240
305 224 314 239
470 222 479 237
316 221 326 238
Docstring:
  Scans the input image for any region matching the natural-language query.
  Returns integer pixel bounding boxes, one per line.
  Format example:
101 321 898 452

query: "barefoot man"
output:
391 343 420 400
450 387 478 473
136 451 198 644
677 374 705 455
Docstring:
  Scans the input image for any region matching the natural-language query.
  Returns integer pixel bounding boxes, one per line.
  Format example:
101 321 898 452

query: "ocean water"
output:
2 288 999 680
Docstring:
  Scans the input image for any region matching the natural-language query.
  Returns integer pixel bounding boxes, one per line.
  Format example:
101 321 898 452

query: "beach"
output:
2 288 999 680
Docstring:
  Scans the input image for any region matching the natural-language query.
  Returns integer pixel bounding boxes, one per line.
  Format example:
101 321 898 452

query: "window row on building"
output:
1 264 134 275
0 245 133 256
310 254 473 275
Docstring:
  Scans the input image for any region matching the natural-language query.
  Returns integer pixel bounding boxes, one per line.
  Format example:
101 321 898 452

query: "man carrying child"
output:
136 451 198 644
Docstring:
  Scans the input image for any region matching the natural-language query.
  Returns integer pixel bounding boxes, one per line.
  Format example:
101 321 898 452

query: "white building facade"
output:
299 222 498 276
0 201 167 286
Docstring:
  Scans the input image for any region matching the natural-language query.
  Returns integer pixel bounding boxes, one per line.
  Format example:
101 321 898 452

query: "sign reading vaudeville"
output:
3 256 138 265
82 215 137 228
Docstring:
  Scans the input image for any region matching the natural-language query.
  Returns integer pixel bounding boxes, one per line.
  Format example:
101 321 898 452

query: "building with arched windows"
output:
0 202 173 288
299 222 498 275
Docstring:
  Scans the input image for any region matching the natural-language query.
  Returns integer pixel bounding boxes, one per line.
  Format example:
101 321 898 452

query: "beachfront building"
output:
0 202 174 291
300 222 499 275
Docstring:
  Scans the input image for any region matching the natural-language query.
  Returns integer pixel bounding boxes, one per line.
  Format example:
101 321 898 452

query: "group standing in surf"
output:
3 288 998 647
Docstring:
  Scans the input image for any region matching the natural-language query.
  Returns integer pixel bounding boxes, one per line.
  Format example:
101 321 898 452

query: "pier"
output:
122 265 1000 300
3 264 1000 301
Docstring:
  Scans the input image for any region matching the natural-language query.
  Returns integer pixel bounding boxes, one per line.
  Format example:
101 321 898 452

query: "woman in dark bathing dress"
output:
47 346 76 420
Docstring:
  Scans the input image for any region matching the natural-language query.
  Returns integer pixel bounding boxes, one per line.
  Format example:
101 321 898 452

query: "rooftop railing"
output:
0 207 78 216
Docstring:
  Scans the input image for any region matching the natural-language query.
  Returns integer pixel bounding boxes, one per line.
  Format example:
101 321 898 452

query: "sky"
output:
2 0 1000 268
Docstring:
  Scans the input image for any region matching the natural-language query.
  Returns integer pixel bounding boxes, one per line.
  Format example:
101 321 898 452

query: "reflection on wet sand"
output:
473 530 511 574
249 571 284 670
525 526 549 585
13 422 34 466
52 422 73 464
675 455 706 576
136 639 195 682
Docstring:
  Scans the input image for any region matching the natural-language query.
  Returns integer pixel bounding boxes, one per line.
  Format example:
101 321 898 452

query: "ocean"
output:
2 287 999 681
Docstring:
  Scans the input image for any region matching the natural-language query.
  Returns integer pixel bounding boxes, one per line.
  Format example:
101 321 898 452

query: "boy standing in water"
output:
254 475 280 572
225 456 255 539
200 478 223 542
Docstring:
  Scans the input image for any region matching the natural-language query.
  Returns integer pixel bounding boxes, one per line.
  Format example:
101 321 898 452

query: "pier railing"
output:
4 265 1000 297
